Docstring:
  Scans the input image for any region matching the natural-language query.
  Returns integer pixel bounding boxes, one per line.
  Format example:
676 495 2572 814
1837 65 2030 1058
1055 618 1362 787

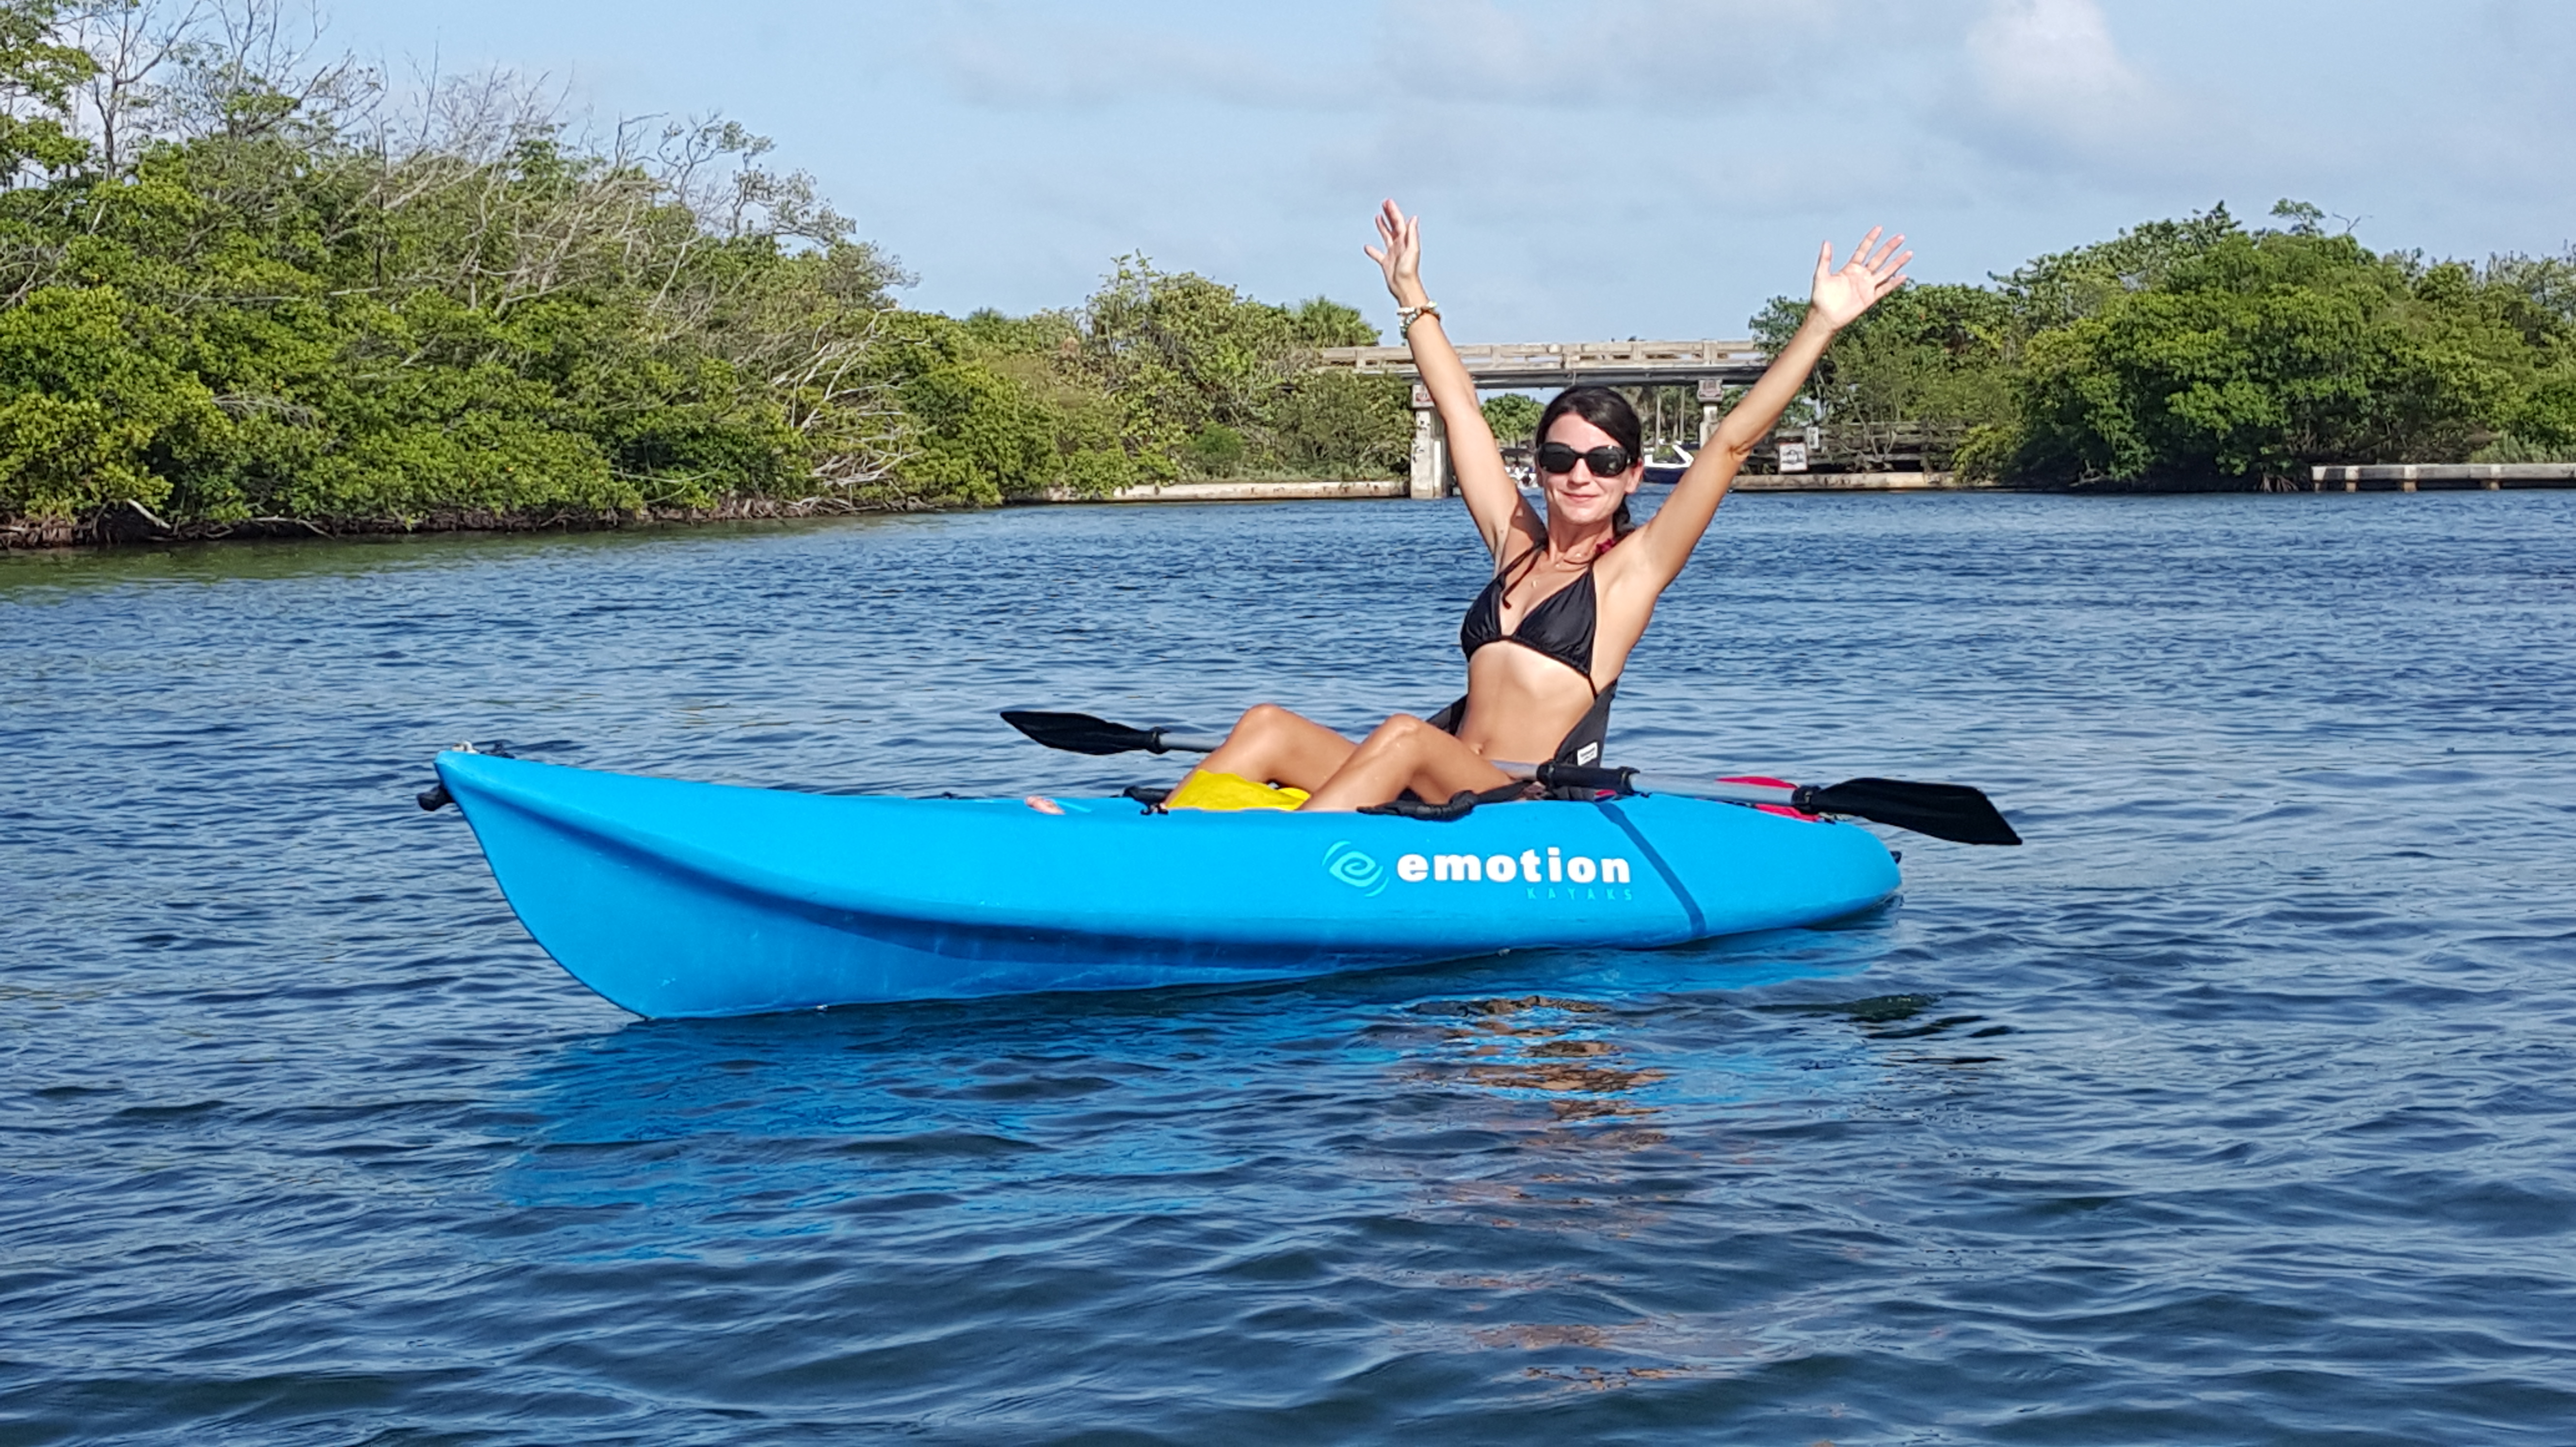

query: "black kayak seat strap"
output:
1358 781 1540 821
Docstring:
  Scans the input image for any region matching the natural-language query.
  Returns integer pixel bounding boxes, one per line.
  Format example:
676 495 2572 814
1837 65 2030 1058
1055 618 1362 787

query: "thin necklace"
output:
1549 531 1617 567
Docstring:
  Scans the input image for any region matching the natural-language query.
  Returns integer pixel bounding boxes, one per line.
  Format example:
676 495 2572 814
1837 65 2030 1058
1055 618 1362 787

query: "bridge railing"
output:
1315 339 1768 386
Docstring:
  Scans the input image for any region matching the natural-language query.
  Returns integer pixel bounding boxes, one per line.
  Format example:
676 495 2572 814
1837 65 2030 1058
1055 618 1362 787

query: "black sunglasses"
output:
1536 441 1633 477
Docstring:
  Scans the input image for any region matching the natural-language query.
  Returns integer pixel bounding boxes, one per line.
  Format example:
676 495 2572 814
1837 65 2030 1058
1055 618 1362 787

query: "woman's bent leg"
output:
1298 714 1513 812
1184 704 1358 793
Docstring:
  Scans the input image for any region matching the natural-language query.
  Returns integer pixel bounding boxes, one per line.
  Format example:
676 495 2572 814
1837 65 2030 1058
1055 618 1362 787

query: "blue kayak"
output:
434 750 1901 1018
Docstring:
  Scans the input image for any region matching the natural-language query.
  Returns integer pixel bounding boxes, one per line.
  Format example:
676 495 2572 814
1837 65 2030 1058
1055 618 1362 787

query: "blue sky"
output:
316 0 2576 341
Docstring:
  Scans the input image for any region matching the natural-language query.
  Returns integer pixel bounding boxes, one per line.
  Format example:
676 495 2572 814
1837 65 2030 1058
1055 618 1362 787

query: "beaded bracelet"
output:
1397 301 1440 338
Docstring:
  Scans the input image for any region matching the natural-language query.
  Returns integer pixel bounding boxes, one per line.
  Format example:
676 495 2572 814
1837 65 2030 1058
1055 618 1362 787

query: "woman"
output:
1166 199 1910 814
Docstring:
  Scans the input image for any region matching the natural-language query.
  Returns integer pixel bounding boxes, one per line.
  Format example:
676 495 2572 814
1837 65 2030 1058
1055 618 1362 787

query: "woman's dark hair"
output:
1534 385 1643 535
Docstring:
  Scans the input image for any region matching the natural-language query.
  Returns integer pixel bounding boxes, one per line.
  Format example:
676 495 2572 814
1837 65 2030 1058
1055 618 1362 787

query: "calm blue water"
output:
4 492 2574 1444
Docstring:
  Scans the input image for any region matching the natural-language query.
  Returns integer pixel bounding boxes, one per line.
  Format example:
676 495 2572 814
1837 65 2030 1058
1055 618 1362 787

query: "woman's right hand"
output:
1365 199 1428 309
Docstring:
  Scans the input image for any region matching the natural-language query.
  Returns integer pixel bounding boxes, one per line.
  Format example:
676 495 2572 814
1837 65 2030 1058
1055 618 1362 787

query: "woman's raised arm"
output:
1626 228 1912 586
1367 200 1536 560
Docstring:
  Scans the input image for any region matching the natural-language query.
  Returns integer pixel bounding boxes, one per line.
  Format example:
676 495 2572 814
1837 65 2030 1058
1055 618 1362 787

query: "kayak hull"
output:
435 752 1900 1017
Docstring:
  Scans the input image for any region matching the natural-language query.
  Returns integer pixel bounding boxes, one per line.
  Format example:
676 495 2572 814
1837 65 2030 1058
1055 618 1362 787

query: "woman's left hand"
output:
1808 227 1912 330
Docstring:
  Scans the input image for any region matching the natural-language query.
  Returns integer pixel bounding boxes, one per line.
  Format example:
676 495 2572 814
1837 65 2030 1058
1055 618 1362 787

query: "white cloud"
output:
1971 0 2144 101
1961 0 2179 168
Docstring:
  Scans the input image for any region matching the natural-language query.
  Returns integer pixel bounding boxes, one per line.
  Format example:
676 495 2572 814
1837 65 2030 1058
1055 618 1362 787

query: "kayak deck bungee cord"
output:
427 748 1916 1018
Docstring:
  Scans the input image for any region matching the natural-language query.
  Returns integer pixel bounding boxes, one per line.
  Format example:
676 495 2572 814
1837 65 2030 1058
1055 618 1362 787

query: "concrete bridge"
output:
1315 339 1770 499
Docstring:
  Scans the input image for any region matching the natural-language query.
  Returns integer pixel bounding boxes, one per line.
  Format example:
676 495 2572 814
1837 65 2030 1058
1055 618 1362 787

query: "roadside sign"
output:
1777 442 1809 474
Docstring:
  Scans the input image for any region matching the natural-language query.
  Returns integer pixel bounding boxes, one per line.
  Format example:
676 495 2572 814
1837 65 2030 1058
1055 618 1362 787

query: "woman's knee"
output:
1233 702 1297 739
1363 712 1432 747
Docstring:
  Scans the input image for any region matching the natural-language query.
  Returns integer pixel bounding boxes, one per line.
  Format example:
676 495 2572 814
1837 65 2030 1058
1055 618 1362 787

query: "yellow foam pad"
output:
1163 769 1310 812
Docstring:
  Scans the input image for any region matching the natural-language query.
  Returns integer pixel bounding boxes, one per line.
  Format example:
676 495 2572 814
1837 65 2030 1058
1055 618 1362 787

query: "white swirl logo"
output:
1322 841 1387 897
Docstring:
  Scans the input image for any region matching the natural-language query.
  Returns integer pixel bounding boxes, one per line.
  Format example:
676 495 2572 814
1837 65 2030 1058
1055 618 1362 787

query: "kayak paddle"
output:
1001 710 2021 846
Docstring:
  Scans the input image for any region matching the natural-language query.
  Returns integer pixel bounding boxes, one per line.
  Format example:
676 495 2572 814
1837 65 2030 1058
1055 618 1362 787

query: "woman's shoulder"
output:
1486 510 1547 565
1592 522 1677 592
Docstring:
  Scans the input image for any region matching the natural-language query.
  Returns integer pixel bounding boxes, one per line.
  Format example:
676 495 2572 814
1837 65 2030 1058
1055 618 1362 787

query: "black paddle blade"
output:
1000 710 1162 756
1801 777 2023 846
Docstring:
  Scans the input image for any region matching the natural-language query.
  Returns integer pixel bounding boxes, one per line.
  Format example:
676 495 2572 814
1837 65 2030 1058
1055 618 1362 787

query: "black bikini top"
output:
1459 545 1603 692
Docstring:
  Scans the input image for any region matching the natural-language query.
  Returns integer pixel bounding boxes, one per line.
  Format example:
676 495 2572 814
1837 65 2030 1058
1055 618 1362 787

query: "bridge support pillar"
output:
1698 379 1728 448
1409 384 1450 499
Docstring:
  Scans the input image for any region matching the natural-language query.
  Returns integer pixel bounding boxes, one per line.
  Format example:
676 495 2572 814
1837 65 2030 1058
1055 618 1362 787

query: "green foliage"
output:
2479 248 2576 333
1270 368 1410 476
1756 284 2013 466
1288 296 1377 348
2005 220 2532 485
0 5 1465 532
0 285 212 515
856 264 1402 502
29 4 2561 527
2473 430 2576 463
0 3 938 528
919 257 1404 492
0 1 91 178
1072 257 1291 474
1187 423 1247 475
1481 392 1542 446
1993 205 2246 333
1747 202 2576 488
